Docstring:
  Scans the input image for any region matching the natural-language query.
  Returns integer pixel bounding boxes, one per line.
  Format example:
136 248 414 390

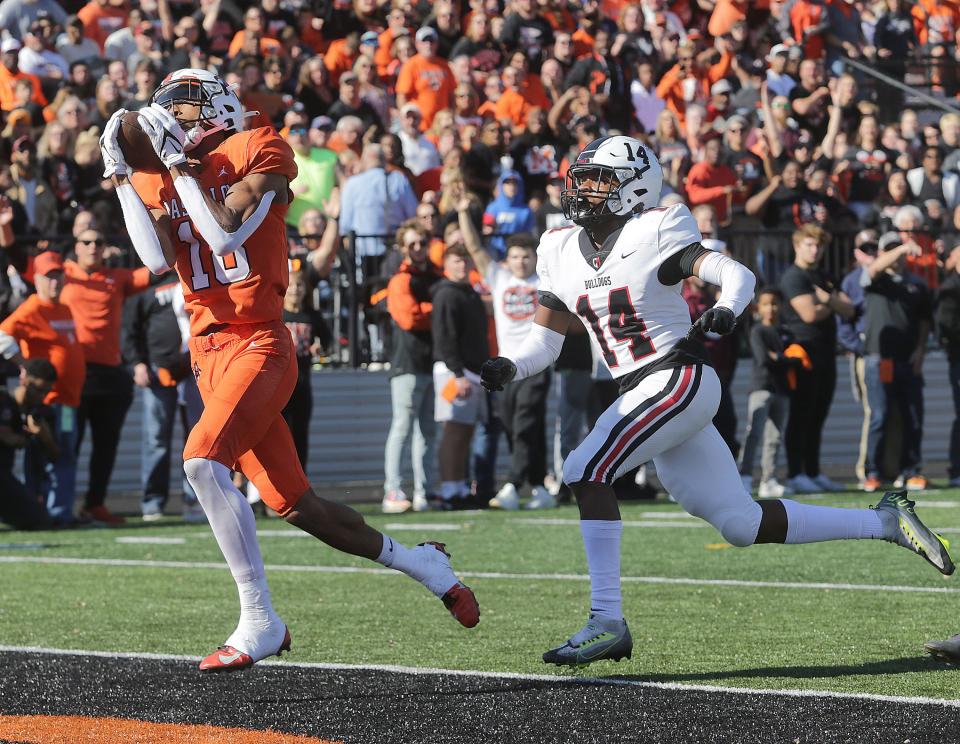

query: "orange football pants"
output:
183 320 310 516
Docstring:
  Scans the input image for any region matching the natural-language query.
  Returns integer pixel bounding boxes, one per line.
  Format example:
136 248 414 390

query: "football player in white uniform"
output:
480 135 954 666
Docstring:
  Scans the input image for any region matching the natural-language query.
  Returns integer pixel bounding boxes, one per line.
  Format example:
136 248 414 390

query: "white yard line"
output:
2 555 958 595
0 644 956 708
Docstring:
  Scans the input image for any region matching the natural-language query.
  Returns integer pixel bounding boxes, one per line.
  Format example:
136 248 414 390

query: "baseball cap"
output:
711 79 733 96
360 30 379 47
415 26 438 43
725 114 748 130
34 251 64 277
400 102 422 118
12 135 34 152
767 43 789 61
310 115 334 131
339 70 358 84
1 37 21 53
878 231 903 252
747 58 766 76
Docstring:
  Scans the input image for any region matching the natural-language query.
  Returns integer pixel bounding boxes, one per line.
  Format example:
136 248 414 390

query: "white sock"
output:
375 535 453 597
782 499 886 544
580 520 623 621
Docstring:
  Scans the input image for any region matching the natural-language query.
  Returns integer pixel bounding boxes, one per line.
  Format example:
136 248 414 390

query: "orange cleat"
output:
198 626 291 673
79 505 126 525
862 476 882 493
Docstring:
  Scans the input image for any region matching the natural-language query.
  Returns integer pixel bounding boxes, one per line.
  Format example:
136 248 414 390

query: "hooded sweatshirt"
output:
484 169 536 258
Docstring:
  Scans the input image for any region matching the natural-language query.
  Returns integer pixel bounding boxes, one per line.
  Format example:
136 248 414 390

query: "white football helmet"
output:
561 135 663 229
150 68 246 151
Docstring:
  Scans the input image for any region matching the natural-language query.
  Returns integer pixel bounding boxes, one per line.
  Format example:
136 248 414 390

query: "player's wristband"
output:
116 183 171 275
173 175 275 258
512 323 566 380
696 252 756 318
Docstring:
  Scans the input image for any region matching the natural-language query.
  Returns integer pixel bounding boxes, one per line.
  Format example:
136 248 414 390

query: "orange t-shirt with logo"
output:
130 127 298 338
0 295 86 406
395 54 455 130
77 1 129 52
61 261 152 366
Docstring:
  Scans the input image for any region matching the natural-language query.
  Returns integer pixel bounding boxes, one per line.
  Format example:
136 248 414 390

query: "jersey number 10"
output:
576 287 656 368
180 222 251 290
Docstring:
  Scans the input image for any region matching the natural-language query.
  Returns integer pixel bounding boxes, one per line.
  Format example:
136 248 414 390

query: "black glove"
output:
480 356 517 391
694 306 737 335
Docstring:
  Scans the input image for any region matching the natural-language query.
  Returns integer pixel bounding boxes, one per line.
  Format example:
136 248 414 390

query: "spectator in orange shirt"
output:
790 0 828 60
396 27 456 131
228 6 283 60
324 32 360 88
377 8 413 78
77 0 129 54
61 228 151 525
494 65 532 129
0 38 47 112
655 40 733 128
686 134 743 225
708 0 748 37
0 251 85 527
382 219 442 514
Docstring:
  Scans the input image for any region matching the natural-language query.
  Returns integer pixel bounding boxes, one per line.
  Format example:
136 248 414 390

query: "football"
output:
117 110 164 174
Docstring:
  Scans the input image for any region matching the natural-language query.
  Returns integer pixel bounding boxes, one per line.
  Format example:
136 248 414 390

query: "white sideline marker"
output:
1 555 959 595
0 644 956 709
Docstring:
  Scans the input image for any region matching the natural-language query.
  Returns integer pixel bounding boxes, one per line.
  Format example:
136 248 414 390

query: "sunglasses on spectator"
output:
404 239 425 247
773 102 790 109
78 239 105 246
289 128 307 136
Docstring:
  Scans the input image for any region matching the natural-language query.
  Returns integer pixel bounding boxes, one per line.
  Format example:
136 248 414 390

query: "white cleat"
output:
758 478 793 498
526 485 557 510
382 490 412 514
489 483 520 511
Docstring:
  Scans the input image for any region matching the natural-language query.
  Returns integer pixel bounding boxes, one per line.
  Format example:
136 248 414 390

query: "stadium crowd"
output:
0 0 959 524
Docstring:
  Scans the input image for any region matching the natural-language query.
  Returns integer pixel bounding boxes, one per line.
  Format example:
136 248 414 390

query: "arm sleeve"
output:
696 251 757 317
431 292 465 376
173 176 276 258
115 183 172 275
511 322 566 380
657 242 712 285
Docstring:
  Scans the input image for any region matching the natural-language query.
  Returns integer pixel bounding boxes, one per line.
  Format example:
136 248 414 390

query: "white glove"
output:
137 103 188 169
99 108 128 178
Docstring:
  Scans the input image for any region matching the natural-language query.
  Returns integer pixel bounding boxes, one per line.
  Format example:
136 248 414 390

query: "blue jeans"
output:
24 403 78 525
383 373 435 497
471 392 500 500
864 355 924 478
141 374 203 510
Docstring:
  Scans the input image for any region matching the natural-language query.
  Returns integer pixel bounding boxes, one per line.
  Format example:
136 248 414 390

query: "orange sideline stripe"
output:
0 715 341 743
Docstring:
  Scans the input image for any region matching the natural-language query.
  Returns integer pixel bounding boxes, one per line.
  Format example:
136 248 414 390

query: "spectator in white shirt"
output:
397 103 440 176
18 14 68 81
630 59 665 135
458 198 556 511
55 15 99 68
765 43 796 98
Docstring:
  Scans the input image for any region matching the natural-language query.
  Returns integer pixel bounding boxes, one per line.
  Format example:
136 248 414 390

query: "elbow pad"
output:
696 252 756 318
116 184 171 275
174 176 275 257
513 323 566 380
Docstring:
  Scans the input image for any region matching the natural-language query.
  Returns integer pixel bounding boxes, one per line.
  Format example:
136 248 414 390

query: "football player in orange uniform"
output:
99 69 479 672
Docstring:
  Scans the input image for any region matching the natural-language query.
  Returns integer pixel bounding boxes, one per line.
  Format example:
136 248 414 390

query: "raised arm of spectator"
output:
821 91 843 162
308 189 341 279
760 83 784 160
791 84 829 117
157 0 174 42
707 45 733 83
746 174 782 216
201 0 223 34
457 194 492 277
0 196 14 249
547 86 581 134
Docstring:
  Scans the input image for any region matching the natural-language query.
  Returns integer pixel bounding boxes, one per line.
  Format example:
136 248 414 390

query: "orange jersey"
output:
130 127 298 338
0 295 85 407
61 260 151 366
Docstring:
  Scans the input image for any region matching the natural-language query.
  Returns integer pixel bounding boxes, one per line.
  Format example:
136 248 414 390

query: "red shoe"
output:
79 505 126 525
442 583 480 628
198 626 291 673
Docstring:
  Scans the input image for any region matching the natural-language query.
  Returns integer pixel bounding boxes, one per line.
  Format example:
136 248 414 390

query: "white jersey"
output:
486 263 539 360
536 203 701 380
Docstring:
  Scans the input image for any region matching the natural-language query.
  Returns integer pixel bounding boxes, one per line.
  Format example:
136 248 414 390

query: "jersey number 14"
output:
576 287 655 368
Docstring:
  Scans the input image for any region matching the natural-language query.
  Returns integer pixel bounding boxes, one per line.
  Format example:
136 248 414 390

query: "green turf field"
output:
2 491 960 700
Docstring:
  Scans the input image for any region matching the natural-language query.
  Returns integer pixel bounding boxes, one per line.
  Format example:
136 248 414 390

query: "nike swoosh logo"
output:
217 650 245 665
621 251 636 259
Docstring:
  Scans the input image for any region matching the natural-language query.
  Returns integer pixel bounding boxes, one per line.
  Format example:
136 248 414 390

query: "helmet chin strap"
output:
182 110 258 151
